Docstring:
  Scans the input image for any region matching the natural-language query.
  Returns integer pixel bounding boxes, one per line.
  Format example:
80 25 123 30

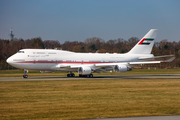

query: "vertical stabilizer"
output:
128 29 158 54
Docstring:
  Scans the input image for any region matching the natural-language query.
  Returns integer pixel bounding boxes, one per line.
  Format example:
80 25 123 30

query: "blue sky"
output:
0 0 180 43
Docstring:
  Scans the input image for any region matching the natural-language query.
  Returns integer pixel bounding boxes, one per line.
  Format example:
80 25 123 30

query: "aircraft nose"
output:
6 57 13 64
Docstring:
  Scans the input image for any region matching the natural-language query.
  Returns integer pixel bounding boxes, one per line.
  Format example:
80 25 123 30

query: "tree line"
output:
0 37 180 69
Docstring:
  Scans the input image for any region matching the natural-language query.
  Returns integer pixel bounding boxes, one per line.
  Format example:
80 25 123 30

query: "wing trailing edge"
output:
138 55 175 60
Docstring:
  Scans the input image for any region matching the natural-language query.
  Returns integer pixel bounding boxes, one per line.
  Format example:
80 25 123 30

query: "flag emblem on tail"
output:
138 38 154 45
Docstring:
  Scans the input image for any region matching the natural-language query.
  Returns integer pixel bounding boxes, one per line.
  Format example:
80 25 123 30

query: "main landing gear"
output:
79 74 93 78
67 72 75 77
67 72 94 78
23 69 28 78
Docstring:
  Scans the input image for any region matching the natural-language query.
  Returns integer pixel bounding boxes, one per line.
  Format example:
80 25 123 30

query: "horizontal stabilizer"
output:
163 57 175 62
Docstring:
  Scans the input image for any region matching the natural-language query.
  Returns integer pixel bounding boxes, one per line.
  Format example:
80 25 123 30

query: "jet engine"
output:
78 67 92 75
113 64 128 73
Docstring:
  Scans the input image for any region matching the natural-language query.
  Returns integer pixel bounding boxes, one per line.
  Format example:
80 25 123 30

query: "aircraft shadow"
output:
29 74 180 80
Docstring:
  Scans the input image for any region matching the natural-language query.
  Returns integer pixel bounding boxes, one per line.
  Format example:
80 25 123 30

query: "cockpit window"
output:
17 51 24 53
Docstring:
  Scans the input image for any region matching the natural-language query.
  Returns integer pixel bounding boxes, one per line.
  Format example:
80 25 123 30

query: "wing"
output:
95 61 161 67
50 61 161 73
50 56 174 73
138 55 174 61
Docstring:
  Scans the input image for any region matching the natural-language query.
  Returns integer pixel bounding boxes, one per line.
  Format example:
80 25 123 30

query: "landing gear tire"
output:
79 74 93 78
67 73 75 77
23 75 28 78
89 74 93 78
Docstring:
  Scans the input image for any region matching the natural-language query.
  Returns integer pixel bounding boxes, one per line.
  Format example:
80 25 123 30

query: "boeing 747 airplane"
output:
6 29 174 78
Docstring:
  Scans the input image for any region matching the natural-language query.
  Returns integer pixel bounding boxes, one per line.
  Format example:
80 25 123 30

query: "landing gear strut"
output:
23 69 28 78
79 74 93 78
67 72 75 77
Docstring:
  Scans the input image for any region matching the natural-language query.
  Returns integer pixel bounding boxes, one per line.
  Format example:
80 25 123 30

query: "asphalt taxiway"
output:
0 74 180 82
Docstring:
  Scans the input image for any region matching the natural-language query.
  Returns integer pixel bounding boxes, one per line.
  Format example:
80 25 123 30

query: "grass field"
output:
0 69 180 119
0 78 180 120
0 68 180 77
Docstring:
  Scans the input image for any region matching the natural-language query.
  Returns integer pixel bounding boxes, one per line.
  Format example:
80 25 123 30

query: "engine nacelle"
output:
113 64 127 73
78 67 92 75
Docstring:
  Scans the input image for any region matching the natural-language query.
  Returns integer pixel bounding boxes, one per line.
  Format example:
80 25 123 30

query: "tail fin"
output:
128 29 158 54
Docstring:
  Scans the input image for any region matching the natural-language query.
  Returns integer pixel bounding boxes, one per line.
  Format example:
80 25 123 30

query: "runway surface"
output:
0 74 180 82
86 115 180 120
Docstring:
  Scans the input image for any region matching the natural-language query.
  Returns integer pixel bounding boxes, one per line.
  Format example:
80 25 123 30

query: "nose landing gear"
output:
23 69 28 78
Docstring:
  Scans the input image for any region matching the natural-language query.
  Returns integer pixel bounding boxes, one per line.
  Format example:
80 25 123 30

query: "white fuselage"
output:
7 49 153 71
